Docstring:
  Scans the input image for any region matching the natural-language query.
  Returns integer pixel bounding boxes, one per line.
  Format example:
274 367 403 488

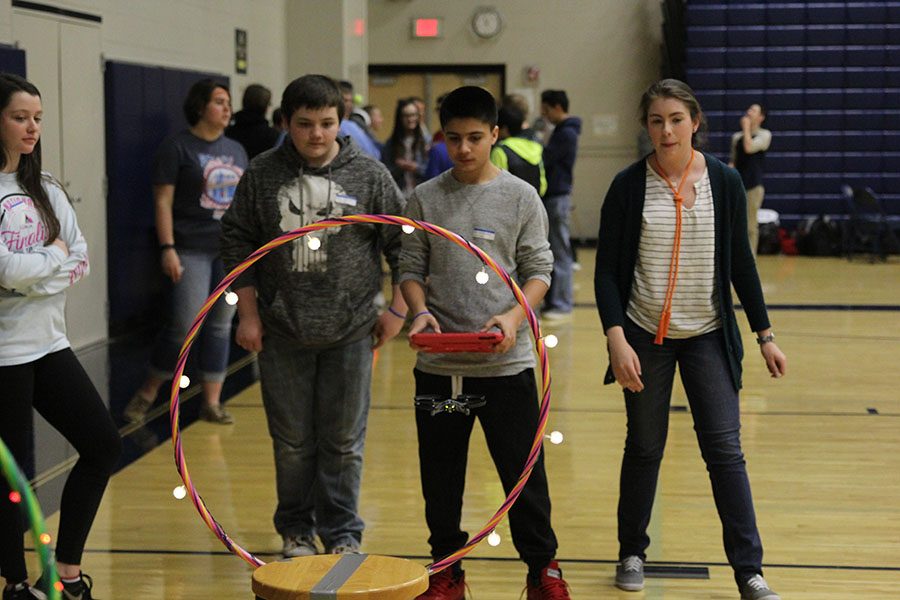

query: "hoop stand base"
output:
252 554 428 599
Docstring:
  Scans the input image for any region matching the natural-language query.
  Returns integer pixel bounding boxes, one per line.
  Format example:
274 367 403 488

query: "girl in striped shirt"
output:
594 79 787 600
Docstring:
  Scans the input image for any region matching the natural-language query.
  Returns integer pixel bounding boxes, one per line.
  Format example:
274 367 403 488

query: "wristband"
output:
387 306 406 319
756 332 775 345
413 310 431 320
160 243 176 252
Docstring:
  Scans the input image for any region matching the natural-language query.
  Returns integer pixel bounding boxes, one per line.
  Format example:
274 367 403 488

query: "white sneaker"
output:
541 310 572 322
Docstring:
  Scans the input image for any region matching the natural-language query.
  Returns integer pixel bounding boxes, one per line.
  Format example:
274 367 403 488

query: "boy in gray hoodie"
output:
399 86 571 599
220 75 407 557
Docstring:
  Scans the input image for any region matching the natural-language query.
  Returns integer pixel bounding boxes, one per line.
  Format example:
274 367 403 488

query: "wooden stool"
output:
252 554 428 600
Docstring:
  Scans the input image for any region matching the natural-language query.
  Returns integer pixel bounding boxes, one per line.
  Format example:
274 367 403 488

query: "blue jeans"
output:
257 334 373 549
543 194 574 312
149 249 236 383
618 319 764 582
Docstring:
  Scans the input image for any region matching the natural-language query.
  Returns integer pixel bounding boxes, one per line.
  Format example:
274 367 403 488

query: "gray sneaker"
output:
615 555 644 591
739 574 780 600
325 537 360 554
282 534 318 558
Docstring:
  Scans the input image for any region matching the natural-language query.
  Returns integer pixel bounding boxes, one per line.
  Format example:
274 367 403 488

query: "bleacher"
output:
683 1 900 227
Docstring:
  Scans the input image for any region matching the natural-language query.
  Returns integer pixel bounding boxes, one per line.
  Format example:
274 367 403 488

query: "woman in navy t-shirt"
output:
124 79 247 425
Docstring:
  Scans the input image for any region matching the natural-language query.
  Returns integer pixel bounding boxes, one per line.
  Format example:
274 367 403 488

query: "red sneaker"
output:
416 569 467 600
526 561 571 600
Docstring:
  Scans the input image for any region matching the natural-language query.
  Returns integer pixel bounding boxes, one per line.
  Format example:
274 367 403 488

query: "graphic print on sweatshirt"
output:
0 193 46 252
277 174 357 273
199 153 244 219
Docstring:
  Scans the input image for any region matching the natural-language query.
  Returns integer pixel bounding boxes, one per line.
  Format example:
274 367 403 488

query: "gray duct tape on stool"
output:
310 554 368 599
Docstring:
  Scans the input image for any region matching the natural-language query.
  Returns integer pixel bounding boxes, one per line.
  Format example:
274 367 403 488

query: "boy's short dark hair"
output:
540 89 569 112
497 104 525 136
439 86 497 129
183 78 230 126
242 83 272 114
281 75 344 122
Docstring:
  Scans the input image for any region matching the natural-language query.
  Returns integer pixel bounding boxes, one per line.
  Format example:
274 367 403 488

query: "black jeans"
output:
0 349 122 583
618 320 764 582
414 368 557 572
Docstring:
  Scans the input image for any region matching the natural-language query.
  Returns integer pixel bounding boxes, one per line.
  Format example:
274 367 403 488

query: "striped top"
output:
626 163 721 338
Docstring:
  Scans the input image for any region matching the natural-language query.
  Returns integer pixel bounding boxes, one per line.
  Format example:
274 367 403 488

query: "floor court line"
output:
23 548 900 573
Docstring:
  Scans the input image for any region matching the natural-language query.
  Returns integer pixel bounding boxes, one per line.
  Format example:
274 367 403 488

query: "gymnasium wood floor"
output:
31 251 900 599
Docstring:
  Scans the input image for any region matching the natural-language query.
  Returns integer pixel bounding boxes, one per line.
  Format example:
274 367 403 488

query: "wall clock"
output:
472 7 502 39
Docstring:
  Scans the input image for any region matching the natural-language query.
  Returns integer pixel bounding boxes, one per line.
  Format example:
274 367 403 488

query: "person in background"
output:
540 89 582 320
594 79 786 600
383 98 428 197
362 104 385 157
337 80 380 159
0 72 122 600
490 103 547 196
409 95 432 146
220 74 407 559
225 83 280 159
729 103 771 259
423 93 453 180
272 107 288 148
272 107 286 132
502 93 539 142
363 104 384 136
123 78 248 425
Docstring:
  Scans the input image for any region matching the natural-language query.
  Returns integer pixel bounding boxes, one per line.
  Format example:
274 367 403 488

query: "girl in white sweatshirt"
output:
0 73 121 600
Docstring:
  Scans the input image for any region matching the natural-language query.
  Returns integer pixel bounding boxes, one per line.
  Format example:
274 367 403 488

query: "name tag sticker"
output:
473 227 496 241
335 194 358 206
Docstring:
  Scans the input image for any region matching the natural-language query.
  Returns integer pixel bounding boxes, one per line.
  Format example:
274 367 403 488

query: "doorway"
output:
367 64 504 143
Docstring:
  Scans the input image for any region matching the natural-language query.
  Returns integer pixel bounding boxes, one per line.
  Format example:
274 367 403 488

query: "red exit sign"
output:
412 17 442 38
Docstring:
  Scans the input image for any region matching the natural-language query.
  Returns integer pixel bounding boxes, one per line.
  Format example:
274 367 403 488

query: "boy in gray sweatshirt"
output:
399 86 571 599
220 75 407 557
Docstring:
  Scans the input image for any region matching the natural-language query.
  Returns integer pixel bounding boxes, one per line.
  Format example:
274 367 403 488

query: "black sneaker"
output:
2 583 47 600
35 572 94 600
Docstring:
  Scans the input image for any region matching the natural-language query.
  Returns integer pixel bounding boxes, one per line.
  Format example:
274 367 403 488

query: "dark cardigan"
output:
593 152 771 391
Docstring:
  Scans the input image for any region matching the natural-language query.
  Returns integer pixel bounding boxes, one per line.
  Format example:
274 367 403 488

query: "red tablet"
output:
411 332 504 353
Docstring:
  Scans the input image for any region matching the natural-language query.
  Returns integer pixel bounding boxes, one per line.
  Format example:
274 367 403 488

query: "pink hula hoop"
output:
169 214 554 573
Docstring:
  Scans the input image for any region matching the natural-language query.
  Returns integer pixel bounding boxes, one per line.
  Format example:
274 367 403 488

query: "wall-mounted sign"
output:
235 28 247 74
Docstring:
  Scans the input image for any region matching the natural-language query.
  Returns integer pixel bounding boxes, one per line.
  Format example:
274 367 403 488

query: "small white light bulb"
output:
179 375 190 389
307 236 321 250
224 291 238 305
549 430 564 445
401 224 415 234
488 531 501 546
475 269 489 285
173 485 187 500
545 334 559 348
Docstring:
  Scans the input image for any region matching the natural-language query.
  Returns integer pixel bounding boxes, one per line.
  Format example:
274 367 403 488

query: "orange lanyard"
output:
651 150 695 345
